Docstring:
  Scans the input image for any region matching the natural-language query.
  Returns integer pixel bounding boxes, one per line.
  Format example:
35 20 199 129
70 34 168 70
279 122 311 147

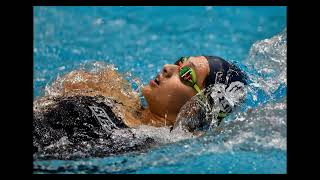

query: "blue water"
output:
33 6 287 174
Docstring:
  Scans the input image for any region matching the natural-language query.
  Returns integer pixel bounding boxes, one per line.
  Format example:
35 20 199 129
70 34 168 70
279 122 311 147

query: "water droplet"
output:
58 66 65 71
150 35 158 41
93 18 104 25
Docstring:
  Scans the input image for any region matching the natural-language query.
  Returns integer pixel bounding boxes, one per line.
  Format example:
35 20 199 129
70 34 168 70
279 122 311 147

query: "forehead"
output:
188 56 208 64
178 56 208 69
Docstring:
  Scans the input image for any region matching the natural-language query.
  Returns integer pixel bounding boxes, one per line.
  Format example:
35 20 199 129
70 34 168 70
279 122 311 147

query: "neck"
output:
122 106 175 128
142 109 164 126
141 109 176 127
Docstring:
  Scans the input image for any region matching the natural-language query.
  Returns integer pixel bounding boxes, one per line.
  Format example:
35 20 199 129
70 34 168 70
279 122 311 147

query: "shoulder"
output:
34 95 128 129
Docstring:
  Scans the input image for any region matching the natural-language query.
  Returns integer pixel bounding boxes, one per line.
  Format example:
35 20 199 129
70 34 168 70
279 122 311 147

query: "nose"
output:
162 64 179 78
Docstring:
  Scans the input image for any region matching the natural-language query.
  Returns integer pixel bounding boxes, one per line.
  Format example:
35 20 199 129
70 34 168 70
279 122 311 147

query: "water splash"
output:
245 28 287 97
174 81 247 134
132 125 194 145
212 96 287 152
172 29 287 153
39 61 143 114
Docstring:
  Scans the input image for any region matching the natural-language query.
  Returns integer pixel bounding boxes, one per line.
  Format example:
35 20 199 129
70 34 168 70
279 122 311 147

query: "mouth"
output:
149 75 160 87
154 76 160 85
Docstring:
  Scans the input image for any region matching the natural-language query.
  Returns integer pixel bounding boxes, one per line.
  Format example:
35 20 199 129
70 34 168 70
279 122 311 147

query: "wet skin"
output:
142 56 210 126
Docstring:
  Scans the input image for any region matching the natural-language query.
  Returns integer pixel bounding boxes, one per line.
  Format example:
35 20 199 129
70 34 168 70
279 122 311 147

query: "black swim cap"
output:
203 55 248 88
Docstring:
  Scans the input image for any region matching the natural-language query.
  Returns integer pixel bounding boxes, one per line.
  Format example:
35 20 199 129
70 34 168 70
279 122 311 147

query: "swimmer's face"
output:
142 56 210 125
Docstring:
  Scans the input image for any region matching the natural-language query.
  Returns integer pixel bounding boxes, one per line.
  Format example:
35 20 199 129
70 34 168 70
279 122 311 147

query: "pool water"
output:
33 6 287 174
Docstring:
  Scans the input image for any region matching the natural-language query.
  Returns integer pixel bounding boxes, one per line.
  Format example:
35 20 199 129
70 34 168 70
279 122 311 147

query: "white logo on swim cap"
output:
209 81 245 113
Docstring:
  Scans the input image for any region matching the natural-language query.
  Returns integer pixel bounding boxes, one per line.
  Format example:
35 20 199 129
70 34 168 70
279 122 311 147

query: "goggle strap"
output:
218 112 227 118
193 84 202 95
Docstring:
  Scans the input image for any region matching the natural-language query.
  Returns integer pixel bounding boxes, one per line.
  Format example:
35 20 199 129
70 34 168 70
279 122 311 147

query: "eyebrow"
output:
184 61 196 71
188 61 196 69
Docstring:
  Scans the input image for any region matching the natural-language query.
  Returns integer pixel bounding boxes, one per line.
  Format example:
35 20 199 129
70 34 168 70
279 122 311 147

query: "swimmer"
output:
33 55 248 160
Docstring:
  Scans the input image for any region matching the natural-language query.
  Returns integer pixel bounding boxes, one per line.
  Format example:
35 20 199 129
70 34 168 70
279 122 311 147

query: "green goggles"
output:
174 57 202 94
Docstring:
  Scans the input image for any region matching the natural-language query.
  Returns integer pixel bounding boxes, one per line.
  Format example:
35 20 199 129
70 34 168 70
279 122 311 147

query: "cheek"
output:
163 80 195 108
160 78 185 96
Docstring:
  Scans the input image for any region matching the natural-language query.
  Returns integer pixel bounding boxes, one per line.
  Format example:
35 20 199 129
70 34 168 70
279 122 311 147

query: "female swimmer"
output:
33 55 247 159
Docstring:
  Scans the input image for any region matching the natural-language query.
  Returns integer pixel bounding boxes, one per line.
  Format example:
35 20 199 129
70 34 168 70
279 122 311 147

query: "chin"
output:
142 85 159 112
142 85 150 96
142 85 152 103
